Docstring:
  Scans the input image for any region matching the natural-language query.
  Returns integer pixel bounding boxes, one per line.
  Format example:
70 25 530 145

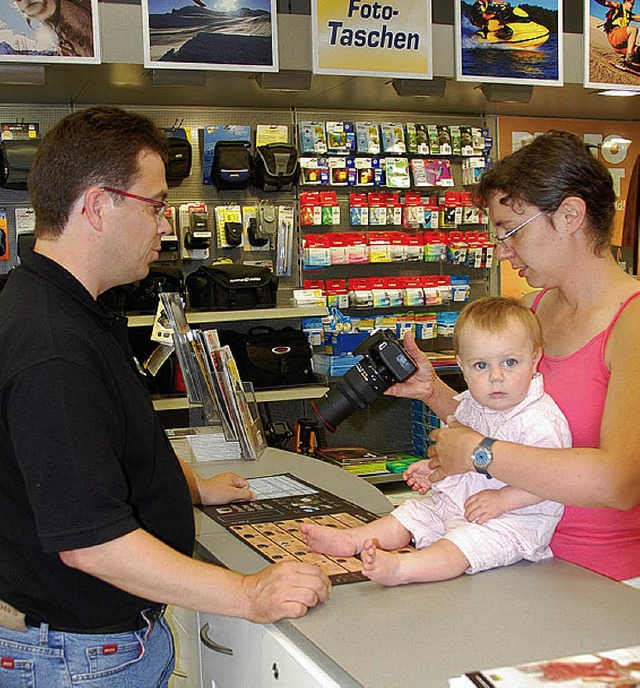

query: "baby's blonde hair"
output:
453 296 544 355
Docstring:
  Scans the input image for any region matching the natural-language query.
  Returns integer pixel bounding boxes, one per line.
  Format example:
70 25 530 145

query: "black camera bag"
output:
254 143 299 191
0 139 40 190
219 326 313 389
99 266 184 314
212 140 253 190
164 129 192 187
124 266 185 314
185 263 278 311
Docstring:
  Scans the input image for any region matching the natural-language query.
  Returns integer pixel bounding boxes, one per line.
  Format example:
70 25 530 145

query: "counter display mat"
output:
199 473 413 585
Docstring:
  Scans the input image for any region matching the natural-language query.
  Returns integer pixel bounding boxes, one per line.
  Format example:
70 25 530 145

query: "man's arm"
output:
60 528 331 623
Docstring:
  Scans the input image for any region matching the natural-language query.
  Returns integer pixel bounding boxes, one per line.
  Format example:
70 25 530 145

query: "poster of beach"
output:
584 0 640 90
142 0 278 71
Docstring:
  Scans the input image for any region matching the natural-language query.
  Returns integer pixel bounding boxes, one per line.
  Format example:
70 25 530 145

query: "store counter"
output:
191 449 640 687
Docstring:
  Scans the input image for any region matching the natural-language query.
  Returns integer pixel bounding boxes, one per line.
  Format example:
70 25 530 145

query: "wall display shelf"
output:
127 305 328 328
151 384 329 412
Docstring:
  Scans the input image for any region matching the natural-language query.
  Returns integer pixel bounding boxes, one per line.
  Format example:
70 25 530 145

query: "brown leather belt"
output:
24 605 165 634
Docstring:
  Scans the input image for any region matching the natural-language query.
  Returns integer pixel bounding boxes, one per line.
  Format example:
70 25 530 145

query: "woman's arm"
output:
385 330 460 421
428 299 640 510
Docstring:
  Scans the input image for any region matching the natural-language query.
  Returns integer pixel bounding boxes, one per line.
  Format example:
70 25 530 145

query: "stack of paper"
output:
449 644 640 687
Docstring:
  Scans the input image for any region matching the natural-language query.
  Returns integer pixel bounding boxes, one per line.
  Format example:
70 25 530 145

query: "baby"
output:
300 297 572 586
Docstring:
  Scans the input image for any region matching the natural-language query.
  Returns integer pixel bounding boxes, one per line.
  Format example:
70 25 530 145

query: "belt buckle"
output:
143 605 165 626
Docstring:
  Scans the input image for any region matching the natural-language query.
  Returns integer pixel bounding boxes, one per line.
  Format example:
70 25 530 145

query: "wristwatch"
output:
471 437 496 479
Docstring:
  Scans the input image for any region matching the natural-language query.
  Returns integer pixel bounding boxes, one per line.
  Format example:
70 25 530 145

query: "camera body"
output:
312 329 417 431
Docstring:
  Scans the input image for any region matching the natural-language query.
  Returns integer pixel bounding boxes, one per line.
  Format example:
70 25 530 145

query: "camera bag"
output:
185 263 278 311
164 128 192 187
124 266 185 314
212 140 253 190
254 143 299 191
0 139 40 190
99 266 184 314
219 326 313 389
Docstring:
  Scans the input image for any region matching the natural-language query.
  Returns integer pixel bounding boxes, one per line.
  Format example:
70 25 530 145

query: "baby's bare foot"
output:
299 522 358 556
361 539 404 586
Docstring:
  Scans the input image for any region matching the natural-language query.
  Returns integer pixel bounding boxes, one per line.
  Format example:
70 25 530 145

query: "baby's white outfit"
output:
392 373 572 574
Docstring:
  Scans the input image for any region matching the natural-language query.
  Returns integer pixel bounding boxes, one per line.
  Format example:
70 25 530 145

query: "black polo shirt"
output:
0 249 194 630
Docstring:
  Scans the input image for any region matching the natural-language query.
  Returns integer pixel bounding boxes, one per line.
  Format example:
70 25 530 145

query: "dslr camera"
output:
312 329 418 431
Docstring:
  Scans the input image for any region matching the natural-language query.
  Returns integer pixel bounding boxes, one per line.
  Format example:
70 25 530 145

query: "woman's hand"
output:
384 331 438 405
427 418 483 481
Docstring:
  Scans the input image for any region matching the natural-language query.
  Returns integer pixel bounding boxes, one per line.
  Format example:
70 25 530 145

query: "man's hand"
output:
199 472 254 506
403 460 436 495
464 489 508 524
241 562 332 623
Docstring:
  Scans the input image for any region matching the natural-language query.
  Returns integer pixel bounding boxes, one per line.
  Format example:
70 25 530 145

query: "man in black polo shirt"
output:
0 106 330 687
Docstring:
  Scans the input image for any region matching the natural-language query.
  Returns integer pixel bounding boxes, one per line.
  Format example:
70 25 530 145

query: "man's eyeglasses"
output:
493 210 544 247
101 186 168 220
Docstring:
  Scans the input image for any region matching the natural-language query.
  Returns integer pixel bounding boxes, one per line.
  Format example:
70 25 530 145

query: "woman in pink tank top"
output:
390 131 640 581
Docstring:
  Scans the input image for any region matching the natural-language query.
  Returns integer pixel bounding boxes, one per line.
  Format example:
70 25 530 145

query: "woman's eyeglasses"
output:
493 210 544 247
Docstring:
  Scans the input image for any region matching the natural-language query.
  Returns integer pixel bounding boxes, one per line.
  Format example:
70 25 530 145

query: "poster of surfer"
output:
584 0 640 90
142 0 278 71
0 0 100 63
455 0 563 85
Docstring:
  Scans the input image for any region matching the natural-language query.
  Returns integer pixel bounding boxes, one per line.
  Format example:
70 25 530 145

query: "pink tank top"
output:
532 290 640 581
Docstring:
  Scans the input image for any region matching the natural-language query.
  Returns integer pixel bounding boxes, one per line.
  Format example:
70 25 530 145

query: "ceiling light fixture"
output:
254 71 312 92
478 83 533 103
390 78 446 97
596 89 639 97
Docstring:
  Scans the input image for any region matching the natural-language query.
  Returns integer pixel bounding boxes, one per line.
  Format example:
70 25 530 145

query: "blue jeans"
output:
0 611 175 687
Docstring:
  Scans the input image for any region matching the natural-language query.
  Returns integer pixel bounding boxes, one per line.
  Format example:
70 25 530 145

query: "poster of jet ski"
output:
455 0 562 85
142 0 278 71
584 0 640 90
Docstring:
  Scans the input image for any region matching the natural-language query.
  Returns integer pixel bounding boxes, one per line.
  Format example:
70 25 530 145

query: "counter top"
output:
193 449 640 688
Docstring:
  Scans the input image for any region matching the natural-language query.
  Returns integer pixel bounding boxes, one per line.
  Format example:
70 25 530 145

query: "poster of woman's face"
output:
1 0 100 63
455 0 563 85
584 0 640 90
142 0 278 71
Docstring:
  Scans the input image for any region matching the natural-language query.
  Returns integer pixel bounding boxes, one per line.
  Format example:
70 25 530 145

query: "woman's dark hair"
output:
29 106 168 238
476 130 616 252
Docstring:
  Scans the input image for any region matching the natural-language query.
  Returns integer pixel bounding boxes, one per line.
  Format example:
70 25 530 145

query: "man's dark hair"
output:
29 106 168 238
476 130 616 253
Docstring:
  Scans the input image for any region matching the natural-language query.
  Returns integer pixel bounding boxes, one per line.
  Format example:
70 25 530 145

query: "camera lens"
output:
312 358 393 431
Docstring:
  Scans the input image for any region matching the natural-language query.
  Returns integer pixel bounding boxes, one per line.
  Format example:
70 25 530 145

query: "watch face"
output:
473 448 491 467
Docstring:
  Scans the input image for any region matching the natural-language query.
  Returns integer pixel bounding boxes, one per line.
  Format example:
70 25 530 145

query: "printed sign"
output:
311 0 432 78
497 117 640 296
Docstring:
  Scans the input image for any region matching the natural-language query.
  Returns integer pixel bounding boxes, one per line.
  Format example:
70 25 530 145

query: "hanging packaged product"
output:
326 121 356 155
298 121 327 154
254 143 299 191
212 140 253 190
349 193 369 226
0 139 40 190
179 203 211 260
355 122 381 155
319 191 340 226
163 127 192 187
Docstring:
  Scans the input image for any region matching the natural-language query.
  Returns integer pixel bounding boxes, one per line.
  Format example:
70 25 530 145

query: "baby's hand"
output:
403 460 435 495
464 489 507 524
